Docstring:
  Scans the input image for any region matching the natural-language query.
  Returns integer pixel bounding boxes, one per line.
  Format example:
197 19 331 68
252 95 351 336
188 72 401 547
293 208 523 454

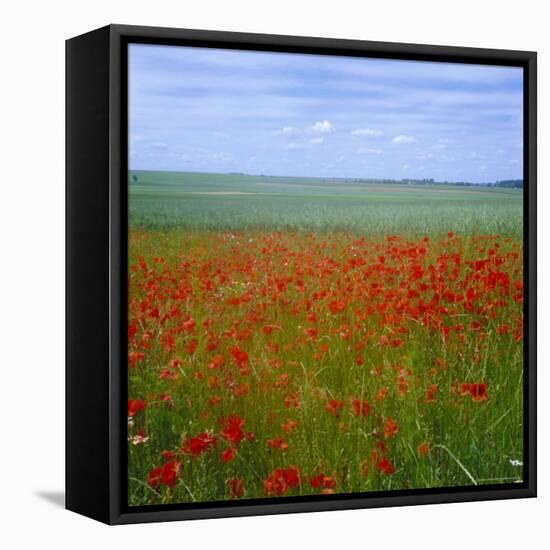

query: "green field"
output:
129 170 523 236
127 170 524 506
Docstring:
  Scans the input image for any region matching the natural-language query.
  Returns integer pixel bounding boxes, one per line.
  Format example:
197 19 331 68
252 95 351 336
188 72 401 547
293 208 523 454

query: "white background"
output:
0 1 547 548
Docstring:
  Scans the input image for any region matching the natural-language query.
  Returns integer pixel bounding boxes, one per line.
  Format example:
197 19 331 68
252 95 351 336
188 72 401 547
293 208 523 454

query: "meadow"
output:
127 171 524 506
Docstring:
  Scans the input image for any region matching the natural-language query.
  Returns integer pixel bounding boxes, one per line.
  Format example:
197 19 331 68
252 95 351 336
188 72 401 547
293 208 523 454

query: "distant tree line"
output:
489 179 523 188
342 177 523 188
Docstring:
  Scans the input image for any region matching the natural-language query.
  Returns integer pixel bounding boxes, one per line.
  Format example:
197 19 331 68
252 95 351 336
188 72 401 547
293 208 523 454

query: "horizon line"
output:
128 168 522 186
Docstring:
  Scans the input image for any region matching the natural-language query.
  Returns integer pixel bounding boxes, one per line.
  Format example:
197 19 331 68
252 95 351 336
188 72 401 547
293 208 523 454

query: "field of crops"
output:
127 171 524 506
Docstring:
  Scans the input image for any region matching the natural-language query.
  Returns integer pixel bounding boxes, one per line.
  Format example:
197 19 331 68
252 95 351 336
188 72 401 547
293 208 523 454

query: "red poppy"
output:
128 351 145 368
221 447 235 463
350 397 372 417
326 399 344 417
460 383 487 402
417 441 430 456
426 384 438 403
264 466 300 496
310 473 336 490
281 419 299 433
376 457 395 475
208 354 224 370
266 438 289 452
128 399 146 417
375 387 388 401
230 346 249 367
181 431 217 456
148 460 180 489
384 417 398 439
219 415 246 445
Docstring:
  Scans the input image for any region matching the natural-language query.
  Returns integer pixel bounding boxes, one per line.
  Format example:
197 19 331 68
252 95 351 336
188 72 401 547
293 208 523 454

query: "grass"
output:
127 171 524 506
129 170 523 237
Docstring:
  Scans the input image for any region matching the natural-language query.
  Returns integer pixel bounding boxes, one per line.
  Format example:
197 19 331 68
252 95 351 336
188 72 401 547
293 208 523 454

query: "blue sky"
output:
129 44 523 183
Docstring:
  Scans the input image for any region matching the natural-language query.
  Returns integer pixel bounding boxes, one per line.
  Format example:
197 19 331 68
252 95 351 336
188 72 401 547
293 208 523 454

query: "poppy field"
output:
127 182 524 506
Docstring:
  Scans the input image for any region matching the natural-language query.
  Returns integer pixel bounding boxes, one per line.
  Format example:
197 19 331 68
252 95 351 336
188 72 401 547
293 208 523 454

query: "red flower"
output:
326 399 344 417
264 466 300 496
384 417 398 439
284 394 300 409
148 460 180 489
470 383 487 402
417 441 430 456
350 397 372 417
460 383 487 402
221 447 235 463
375 387 388 401
128 399 146 417
310 473 336 490
128 320 138 340
186 339 198 355
328 300 346 314
266 438 289 452
181 431 217 456
376 457 395 475
180 317 195 333
219 415 246 445
426 384 438 403
128 351 145 368
230 346 249 366
208 354 224 370
281 419 299 433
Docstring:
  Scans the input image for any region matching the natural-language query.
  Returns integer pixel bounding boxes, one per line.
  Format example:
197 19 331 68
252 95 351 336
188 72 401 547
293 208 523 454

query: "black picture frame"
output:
66 24 537 525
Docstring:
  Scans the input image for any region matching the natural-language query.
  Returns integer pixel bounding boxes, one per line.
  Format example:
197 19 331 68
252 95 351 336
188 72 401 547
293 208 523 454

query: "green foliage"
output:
128 171 523 237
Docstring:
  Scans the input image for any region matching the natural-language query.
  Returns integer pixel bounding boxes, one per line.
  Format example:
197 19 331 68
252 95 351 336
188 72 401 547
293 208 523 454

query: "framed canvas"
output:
66 24 537 525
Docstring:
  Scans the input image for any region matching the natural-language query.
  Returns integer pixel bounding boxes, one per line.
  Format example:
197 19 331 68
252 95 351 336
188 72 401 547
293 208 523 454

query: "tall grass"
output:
127 229 524 506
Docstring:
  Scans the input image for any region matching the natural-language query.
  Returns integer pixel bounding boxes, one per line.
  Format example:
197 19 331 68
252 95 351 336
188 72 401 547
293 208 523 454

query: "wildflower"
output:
326 399 344 417
128 399 146 417
219 415 246 445
148 460 180 489
310 473 336 491
417 441 430 456
350 397 372 417
181 431 217 456
221 447 235 463
376 457 395 475
264 466 300 496
266 438 289 452
281 419 299 433
384 417 398 439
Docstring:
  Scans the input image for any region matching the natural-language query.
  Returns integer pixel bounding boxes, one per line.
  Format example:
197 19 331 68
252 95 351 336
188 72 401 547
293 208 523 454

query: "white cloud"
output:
309 138 324 145
310 120 335 133
403 164 411 170
272 126 297 135
351 128 382 137
392 135 417 144
356 148 382 155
